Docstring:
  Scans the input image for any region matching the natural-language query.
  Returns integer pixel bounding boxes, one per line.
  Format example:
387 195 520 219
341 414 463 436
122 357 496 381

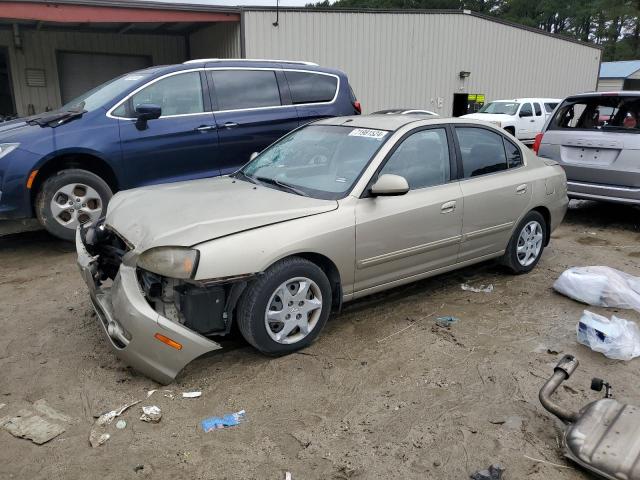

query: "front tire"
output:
501 211 547 274
236 257 332 355
35 169 112 241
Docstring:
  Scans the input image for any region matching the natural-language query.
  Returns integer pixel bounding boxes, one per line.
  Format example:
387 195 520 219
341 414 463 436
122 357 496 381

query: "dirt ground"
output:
1 200 639 480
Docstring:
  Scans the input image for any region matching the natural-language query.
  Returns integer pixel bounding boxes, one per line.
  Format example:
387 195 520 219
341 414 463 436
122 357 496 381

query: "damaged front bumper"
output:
76 227 222 384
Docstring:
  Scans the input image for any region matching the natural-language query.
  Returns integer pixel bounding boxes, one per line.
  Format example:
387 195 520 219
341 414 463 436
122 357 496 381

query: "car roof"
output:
490 98 561 102
565 91 640 98
149 59 345 77
314 115 495 131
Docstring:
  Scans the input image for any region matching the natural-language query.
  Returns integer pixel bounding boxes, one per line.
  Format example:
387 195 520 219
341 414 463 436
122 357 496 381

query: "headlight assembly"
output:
0 143 19 160
137 247 199 279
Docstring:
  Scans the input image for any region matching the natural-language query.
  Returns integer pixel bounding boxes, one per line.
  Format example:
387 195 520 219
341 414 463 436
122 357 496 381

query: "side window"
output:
544 102 558 113
130 72 204 117
503 137 523 168
455 127 507 178
285 71 338 104
211 70 281 111
534 102 542 116
520 103 533 117
379 128 450 190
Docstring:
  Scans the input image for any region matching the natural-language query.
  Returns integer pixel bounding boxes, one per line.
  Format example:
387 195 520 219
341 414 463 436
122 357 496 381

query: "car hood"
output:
461 113 514 122
106 176 339 251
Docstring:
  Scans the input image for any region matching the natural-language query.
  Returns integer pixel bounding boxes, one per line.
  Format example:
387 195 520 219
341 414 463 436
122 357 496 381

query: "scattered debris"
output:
147 389 174 399
146 390 157 398
0 403 5 411
523 455 573 470
284 472 292 480
201 410 246 432
577 310 640 360
140 406 162 423
115 419 127 429
33 399 73 423
182 391 202 398
435 316 459 328
3 410 66 445
470 463 505 480
554 266 640 312
89 399 141 448
462 283 494 293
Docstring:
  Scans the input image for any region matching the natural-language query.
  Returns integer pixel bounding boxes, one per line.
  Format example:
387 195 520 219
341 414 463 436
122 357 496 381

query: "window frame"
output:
107 68 210 120
451 124 525 181
519 102 534 118
283 70 340 105
361 125 458 198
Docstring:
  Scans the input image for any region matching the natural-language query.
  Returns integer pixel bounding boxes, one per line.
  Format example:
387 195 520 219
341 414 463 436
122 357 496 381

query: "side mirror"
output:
135 103 162 122
249 151 259 161
370 174 410 197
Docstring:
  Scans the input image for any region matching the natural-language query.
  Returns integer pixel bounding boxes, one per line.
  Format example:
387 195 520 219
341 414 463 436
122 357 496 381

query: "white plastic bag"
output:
554 266 640 312
577 310 640 361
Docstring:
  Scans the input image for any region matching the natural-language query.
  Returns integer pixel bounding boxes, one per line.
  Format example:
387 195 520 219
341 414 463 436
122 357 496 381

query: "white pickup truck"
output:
461 98 561 144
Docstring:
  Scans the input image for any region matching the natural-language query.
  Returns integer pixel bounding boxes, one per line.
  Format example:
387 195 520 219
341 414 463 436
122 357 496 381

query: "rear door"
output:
207 68 300 174
283 70 341 125
454 126 532 261
539 95 640 192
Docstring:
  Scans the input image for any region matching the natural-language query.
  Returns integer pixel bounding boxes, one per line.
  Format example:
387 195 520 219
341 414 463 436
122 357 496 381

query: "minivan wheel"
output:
236 257 332 355
35 169 112 241
500 211 547 274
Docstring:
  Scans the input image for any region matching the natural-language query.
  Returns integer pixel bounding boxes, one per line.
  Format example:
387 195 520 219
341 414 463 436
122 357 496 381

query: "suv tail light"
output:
533 132 544 154
353 100 362 114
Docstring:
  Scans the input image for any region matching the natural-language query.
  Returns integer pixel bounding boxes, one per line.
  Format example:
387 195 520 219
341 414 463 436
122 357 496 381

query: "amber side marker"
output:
154 333 182 350
26 170 38 189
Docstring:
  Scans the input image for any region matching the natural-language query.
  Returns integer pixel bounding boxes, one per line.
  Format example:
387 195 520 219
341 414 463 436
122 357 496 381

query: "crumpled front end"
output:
76 223 226 384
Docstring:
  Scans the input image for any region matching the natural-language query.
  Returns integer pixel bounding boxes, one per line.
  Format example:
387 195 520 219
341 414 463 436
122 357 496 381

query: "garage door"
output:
58 51 151 104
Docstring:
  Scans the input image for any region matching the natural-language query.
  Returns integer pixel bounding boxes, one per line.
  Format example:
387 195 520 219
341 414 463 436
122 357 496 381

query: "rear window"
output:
549 95 640 132
211 70 282 111
285 71 338 104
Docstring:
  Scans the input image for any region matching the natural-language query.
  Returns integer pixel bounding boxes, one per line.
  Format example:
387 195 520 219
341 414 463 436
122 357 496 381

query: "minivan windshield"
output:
549 95 640 132
239 124 390 200
60 72 152 113
478 102 520 115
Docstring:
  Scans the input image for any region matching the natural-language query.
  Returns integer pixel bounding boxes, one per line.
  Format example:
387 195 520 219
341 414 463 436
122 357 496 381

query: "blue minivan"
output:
0 59 360 239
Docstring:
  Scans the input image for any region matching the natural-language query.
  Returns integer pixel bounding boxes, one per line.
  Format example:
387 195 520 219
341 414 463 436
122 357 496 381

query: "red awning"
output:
0 1 239 23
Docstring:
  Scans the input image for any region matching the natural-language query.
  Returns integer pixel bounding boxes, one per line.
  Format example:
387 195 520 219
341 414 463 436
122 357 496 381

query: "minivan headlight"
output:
137 247 199 279
0 143 19 160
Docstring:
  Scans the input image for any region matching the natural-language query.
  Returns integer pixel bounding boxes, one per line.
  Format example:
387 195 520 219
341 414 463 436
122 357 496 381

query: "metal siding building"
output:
598 60 640 91
0 2 602 118
243 9 602 115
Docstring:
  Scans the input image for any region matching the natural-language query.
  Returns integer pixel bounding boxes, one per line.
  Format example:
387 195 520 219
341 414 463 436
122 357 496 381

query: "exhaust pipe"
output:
539 354 580 423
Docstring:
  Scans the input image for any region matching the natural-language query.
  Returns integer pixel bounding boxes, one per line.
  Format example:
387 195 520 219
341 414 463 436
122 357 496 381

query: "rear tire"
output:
236 256 332 355
35 169 112 241
500 211 547 274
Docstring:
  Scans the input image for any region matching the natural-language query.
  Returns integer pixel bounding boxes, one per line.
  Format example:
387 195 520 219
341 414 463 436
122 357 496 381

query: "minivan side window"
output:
550 96 640 131
455 127 507 178
520 103 533 117
534 102 542 116
211 70 281 111
285 71 338 104
379 128 450 189
127 71 204 117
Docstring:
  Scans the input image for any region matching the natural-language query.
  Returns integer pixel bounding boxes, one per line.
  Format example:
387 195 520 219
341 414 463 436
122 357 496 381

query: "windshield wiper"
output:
233 170 258 184
255 176 309 197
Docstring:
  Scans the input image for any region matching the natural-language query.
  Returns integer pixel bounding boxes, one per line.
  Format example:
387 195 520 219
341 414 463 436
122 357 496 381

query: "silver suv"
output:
535 92 640 205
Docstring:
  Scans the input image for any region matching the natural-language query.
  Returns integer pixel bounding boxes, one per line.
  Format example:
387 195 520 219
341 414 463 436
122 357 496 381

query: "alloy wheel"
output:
516 220 543 266
50 183 103 228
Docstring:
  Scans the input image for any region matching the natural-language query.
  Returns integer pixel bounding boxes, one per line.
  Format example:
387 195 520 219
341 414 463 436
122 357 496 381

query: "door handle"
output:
195 125 216 132
222 122 239 129
440 200 456 213
516 184 528 194
530 119 535 122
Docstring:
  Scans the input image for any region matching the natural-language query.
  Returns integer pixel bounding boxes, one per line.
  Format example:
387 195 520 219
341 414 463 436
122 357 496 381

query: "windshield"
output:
240 124 391 200
60 72 152 112
478 102 520 115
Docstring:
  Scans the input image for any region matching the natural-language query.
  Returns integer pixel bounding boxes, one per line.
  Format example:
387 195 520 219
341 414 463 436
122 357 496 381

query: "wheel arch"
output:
531 206 551 246
504 125 516 135
30 152 119 211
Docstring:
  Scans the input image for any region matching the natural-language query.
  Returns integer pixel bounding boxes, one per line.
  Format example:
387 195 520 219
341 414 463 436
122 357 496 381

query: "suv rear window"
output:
211 70 282 111
285 71 338 104
550 95 640 132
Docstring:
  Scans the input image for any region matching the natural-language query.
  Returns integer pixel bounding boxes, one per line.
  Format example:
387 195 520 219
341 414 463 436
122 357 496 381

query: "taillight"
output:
353 100 362 114
533 132 543 154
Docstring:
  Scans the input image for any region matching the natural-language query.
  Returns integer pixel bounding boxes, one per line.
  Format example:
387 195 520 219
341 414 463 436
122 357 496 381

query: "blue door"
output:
207 69 300 174
116 70 220 188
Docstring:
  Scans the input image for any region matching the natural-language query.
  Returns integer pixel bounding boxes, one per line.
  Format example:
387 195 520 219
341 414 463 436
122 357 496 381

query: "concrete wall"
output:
0 29 186 116
243 10 602 115
189 23 241 60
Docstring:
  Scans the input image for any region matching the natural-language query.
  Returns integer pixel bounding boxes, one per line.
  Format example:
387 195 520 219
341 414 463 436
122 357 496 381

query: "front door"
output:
117 70 220 188
517 102 536 140
454 126 532 262
354 127 463 293
208 69 300 174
